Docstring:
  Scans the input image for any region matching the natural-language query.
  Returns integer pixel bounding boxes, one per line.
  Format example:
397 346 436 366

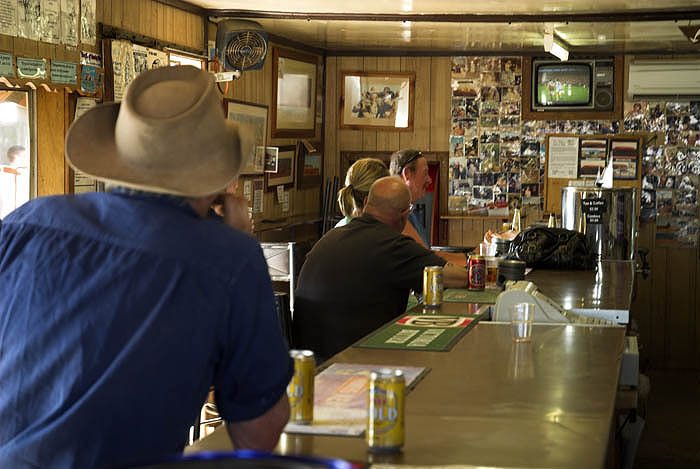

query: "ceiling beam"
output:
204 8 700 23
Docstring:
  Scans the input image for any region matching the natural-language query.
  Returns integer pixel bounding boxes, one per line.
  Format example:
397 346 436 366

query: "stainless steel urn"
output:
561 186 637 260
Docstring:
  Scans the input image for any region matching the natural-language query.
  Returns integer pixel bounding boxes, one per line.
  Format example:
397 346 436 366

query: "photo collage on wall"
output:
633 100 700 247
449 56 622 215
449 56 525 213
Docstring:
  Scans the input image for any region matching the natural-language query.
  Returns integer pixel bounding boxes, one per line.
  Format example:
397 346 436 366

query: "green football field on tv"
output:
537 84 590 105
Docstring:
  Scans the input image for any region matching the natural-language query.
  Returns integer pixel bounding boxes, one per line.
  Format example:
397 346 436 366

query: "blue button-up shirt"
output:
0 192 292 468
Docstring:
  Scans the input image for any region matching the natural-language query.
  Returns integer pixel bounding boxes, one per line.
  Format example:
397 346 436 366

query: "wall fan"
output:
216 20 268 74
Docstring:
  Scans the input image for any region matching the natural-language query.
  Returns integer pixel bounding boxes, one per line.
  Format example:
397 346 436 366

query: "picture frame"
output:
296 140 323 189
266 144 296 191
264 146 279 173
271 47 318 138
224 99 268 174
340 71 415 131
609 138 640 180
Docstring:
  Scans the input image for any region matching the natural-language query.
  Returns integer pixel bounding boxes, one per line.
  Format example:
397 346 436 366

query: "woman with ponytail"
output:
335 158 389 227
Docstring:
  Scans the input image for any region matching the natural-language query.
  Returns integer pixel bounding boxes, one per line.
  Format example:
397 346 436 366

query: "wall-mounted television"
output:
531 58 614 112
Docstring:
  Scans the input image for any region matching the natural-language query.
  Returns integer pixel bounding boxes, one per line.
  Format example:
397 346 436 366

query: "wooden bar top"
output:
526 260 635 312
189 316 626 468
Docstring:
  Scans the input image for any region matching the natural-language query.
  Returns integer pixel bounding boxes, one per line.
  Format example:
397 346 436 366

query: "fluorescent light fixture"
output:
543 32 569 61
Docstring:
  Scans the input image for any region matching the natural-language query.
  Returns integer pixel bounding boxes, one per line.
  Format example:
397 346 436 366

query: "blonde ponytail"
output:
337 158 389 219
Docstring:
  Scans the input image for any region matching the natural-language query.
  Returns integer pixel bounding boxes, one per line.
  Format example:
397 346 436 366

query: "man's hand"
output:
219 194 254 234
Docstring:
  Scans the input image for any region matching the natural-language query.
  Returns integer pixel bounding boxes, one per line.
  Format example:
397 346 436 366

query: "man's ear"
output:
400 166 411 181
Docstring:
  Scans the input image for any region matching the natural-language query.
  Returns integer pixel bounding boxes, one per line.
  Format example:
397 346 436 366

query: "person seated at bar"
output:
335 157 389 227
0 66 292 468
390 148 467 266
294 176 468 363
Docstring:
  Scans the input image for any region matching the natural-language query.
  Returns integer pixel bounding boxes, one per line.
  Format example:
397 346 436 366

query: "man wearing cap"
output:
0 66 292 467
390 149 466 266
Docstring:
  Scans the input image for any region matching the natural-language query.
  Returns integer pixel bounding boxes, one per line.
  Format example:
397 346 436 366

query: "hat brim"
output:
65 103 240 197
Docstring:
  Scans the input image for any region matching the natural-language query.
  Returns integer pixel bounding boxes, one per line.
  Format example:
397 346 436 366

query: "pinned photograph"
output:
480 101 500 116
500 115 520 128
501 157 520 172
451 57 469 78
450 157 468 180
502 57 522 73
481 57 501 71
501 102 521 116
452 104 467 119
480 116 499 128
480 72 500 87
480 86 500 102
464 98 479 117
500 86 521 102
645 102 666 132
453 79 480 97
450 135 465 157
465 136 479 157
480 131 500 144
501 143 521 159
480 142 500 158
507 172 521 193
501 131 521 144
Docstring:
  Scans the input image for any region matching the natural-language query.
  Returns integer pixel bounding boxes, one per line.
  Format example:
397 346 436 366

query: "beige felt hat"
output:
65 65 246 197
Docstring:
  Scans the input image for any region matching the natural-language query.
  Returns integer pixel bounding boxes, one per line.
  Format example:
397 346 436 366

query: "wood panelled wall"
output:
324 56 450 181
217 41 324 234
0 0 205 197
633 222 700 369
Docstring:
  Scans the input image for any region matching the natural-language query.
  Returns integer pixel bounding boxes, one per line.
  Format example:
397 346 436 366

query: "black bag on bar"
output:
505 227 595 270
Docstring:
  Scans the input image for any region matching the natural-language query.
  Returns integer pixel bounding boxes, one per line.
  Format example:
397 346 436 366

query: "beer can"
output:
423 266 443 307
367 369 405 452
468 255 486 291
287 350 315 424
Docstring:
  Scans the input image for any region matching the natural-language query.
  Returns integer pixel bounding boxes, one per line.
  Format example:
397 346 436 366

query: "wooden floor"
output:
634 369 700 468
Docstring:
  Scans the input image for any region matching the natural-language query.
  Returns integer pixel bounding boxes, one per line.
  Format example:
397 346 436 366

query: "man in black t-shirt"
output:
294 177 468 363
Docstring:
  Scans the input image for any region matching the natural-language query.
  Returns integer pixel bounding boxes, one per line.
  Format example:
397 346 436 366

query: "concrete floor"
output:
634 369 700 468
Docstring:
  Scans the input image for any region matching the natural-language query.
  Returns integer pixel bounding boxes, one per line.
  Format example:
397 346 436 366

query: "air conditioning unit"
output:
628 60 700 99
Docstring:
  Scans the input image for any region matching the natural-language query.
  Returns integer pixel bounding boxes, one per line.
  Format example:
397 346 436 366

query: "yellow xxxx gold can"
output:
367 369 405 452
287 350 315 424
423 266 443 308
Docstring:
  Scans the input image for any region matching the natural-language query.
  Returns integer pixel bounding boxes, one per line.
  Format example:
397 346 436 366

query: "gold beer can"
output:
367 369 405 452
287 350 315 424
423 266 443 308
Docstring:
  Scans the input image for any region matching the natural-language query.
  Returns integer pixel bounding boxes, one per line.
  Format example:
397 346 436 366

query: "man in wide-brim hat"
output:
0 66 292 468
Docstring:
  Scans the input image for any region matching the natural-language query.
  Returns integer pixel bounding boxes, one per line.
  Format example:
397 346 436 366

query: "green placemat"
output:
357 313 481 351
443 287 502 304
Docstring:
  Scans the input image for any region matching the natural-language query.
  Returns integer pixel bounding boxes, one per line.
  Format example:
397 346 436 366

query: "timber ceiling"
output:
179 0 700 55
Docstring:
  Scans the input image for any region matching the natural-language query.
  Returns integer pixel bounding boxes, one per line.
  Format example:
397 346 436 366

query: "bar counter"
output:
188 262 632 467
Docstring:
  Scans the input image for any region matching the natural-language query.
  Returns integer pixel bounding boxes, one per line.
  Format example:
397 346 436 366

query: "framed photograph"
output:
271 48 318 138
224 99 267 174
579 138 608 178
266 145 296 191
264 147 279 173
609 138 640 180
297 140 323 189
340 71 415 131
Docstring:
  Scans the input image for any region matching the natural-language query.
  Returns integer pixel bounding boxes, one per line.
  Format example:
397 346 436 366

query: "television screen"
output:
535 63 592 107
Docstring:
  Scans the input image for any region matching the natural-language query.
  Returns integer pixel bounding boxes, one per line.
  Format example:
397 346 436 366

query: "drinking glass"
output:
510 303 534 343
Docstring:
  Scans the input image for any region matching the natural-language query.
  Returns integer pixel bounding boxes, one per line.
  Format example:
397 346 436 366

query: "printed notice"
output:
51 60 77 84
0 0 18 37
17 57 46 79
581 198 607 224
252 178 264 213
0 52 14 77
548 136 579 179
